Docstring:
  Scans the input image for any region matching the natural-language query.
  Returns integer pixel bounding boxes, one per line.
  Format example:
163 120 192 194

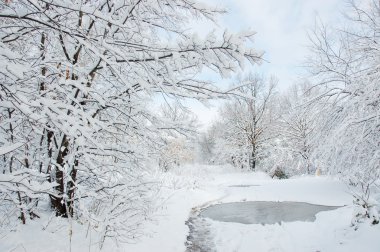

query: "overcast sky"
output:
186 0 346 130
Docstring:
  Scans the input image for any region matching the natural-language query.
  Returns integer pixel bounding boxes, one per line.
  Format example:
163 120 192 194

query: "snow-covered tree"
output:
307 0 380 225
197 124 218 164
156 103 198 171
275 81 323 175
212 73 277 170
0 0 263 242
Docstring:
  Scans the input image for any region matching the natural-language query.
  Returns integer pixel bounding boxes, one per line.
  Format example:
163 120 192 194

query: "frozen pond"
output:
200 201 340 224
228 184 260 188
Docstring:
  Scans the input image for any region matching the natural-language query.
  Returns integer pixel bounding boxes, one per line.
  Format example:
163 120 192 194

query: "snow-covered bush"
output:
270 166 289 179
159 138 196 171
352 197 379 229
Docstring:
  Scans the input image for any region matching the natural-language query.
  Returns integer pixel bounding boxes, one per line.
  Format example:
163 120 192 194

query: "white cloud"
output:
208 0 344 85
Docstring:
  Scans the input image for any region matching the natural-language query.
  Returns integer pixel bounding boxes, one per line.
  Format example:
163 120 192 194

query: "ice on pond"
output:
200 201 341 225
228 184 260 188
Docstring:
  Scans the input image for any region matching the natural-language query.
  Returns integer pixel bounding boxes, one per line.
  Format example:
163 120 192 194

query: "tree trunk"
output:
50 135 69 217
67 158 78 217
250 145 256 171
7 108 27 223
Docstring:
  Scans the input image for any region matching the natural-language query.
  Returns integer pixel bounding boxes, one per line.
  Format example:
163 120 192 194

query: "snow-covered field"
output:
1 165 380 252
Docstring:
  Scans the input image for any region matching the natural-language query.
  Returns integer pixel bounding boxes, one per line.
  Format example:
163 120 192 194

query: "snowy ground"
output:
1 165 380 252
